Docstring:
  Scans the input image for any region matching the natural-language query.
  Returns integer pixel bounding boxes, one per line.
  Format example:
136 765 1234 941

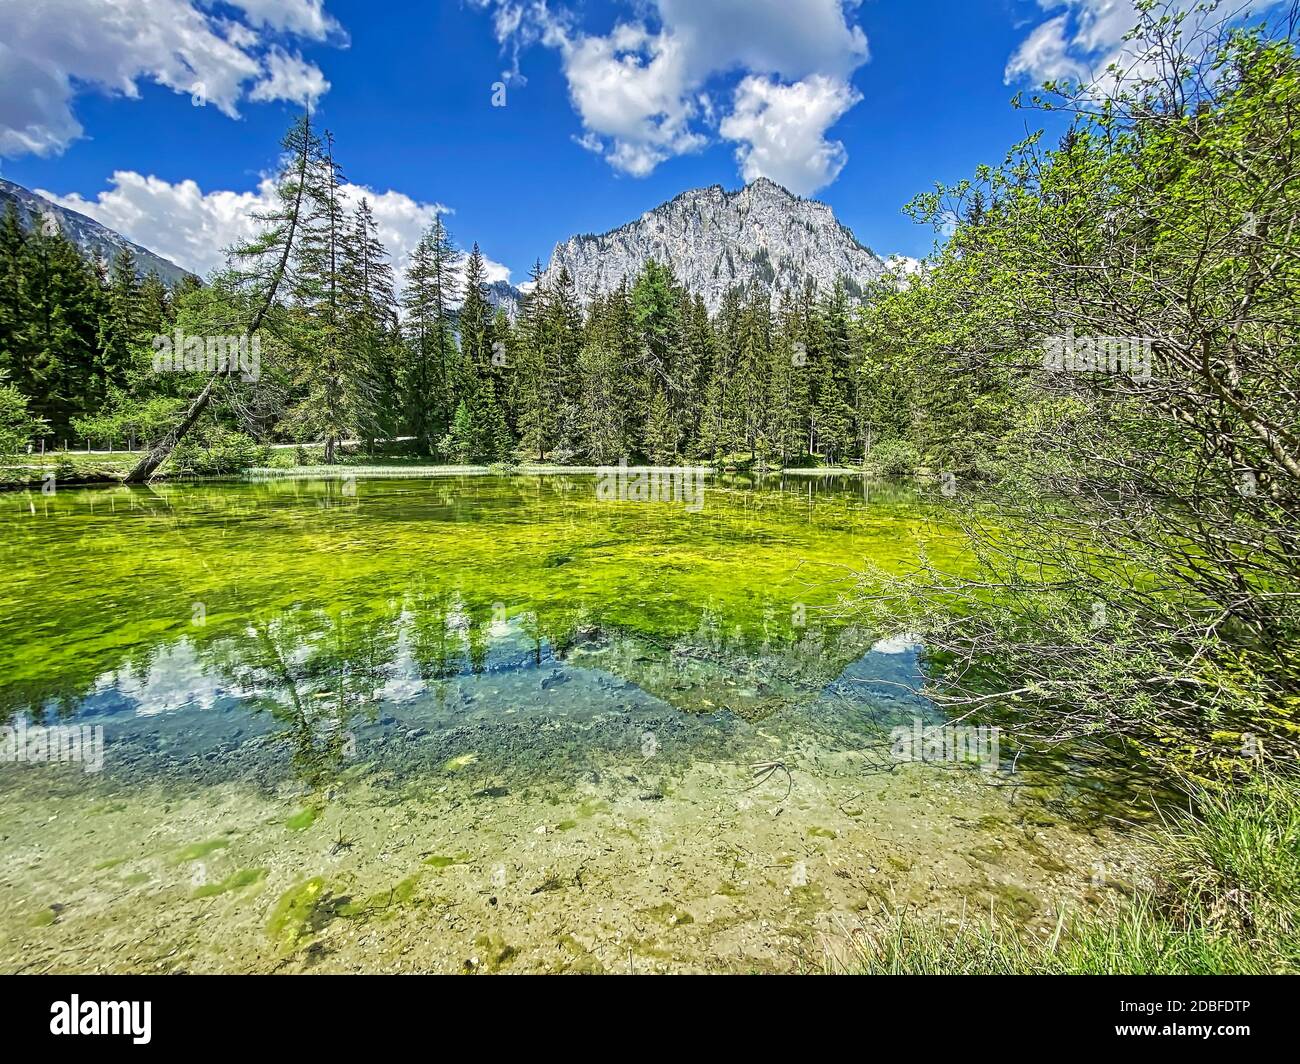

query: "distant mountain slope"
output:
542 177 886 313
0 178 195 286
484 279 522 320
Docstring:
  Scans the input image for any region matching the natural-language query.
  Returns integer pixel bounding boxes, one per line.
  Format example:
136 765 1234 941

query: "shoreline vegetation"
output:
825 776 1299 975
0 450 881 489
826 775 1294 972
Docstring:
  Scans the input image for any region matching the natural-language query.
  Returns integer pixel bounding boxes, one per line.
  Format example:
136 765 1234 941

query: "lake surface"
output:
0 474 1148 973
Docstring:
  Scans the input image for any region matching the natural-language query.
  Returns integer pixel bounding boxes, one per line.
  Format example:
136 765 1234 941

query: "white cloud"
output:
884 254 925 287
655 0 868 81
1005 14 1089 86
1005 1 1284 91
472 0 571 85
474 0 870 188
38 171 511 293
224 0 343 41
563 23 706 176
0 0 337 158
720 74 860 195
248 48 331 107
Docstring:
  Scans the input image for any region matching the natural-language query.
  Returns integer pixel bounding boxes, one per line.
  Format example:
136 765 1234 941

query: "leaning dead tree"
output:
125 113 319 483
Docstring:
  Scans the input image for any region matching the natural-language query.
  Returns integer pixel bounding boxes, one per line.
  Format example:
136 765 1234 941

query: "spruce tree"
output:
13 218 105 437
458 243 495 399
540 266 583 455
401 218 459 453
576 288 631 462
512 262 553 461
99 247 141 393
643 388 677 463
341 197 401 449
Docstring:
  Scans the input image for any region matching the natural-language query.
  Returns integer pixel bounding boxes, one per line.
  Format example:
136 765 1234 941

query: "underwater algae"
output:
0 475 1149 973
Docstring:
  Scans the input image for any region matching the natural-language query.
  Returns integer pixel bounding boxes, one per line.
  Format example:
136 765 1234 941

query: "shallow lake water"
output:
0 474 1151 973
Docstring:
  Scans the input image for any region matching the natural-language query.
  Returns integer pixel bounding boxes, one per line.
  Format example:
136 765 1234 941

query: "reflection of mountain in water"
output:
10 589 923 790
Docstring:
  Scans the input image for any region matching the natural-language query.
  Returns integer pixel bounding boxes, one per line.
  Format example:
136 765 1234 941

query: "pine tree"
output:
457 243 495 402
734 287 771 460
441 400 476 463
767 289 809 467
512 262 554 461
481 382 512 463
577 287 633 462
677 294 714 451
630 260 684 452
341 197 401 449
137 272 170 336
287 129 356 464
12 217 105 437
0 204 26 386
401 217 459 453
812 356 854 465
540 266 583 455
821 279 858 459
643 388 677 463
695 290 748 465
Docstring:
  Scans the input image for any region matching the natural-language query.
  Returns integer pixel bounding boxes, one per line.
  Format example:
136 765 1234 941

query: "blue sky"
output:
0 1 1165 284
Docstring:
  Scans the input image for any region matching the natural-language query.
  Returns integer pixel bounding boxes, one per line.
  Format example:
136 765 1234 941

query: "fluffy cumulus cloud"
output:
248 48 332 107
472 0 870 194
720 74 861 193
40 172 512 293
1006 0 1284 90
0 0 341 158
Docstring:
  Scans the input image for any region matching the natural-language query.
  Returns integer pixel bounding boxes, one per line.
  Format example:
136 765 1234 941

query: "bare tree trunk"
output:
124 112 313 484
124 368 231 482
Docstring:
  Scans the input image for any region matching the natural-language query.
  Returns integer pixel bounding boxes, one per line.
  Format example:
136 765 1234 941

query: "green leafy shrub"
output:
865 439 922 477
0 374 47 455
168 427 269 477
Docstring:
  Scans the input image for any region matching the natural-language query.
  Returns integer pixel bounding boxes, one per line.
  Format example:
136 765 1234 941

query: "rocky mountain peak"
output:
540 178 884 313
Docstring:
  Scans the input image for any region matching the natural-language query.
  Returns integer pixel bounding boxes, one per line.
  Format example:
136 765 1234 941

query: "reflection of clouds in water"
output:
372 609 531 704
375 627 425 704
80 603 882 731
95 639 226 717
870 632 924 655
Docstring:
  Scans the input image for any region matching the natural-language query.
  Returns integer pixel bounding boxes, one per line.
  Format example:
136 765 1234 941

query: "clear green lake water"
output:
0 474 1150 973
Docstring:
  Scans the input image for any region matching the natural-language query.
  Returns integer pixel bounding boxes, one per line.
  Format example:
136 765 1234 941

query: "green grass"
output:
827 774 1300 974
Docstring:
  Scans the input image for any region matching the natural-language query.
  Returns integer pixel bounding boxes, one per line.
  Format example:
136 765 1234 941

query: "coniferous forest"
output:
0 114 907 476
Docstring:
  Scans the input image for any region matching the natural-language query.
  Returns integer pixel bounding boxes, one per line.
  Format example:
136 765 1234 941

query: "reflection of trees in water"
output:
202 604 398 786
406 587 505 679
556 603 877 721
1 555 877 774
406 588 461 680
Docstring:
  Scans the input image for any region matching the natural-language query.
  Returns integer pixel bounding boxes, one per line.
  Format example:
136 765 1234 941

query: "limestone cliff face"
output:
541 177 885 312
